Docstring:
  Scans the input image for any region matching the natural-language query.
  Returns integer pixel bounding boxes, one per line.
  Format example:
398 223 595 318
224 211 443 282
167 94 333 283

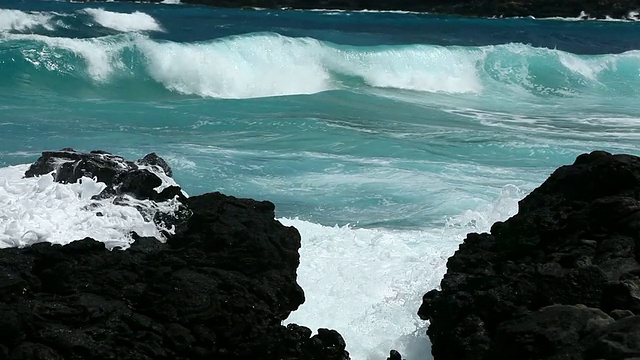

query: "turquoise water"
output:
1 1 639 359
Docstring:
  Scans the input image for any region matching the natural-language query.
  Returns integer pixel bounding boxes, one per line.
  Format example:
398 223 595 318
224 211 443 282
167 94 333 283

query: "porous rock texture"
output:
0 150 350 360
419 151 640 360
24 149 183 202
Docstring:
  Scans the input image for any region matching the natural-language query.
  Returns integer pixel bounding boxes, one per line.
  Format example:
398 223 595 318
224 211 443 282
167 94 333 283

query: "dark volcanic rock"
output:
387 349 402 360
138 152 173 177
1 151 350 360
115 0 640 19
24 149 190 238
25 149 185 203
419 151 640 360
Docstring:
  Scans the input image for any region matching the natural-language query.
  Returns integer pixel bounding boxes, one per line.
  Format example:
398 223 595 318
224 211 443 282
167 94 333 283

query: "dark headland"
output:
421 151 640 359
117 0 639 19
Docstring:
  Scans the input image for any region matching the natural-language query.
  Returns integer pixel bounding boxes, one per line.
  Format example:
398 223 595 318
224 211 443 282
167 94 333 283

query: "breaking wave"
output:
1 31 639 99
82 8 163 32
0 8 163 34
0 9 56 32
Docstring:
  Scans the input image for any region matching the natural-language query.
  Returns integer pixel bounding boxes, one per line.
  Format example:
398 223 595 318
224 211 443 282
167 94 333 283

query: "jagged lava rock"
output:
0 150 349 360
25 149 184 202
419 151 640 360
23 149 190 237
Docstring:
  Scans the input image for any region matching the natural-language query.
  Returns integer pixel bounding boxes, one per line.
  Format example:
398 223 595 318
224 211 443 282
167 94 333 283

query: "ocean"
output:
0 1 639 359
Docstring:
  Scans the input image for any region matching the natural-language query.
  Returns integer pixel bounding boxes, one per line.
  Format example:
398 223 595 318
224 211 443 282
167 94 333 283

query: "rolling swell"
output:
1 31 639 99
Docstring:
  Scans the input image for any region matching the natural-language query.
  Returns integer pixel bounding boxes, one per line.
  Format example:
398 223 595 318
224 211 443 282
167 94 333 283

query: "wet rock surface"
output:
0 150 350 360
419 151 640 360
25 149 185 203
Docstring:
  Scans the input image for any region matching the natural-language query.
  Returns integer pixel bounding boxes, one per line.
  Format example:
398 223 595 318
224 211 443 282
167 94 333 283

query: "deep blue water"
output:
1 1 639 358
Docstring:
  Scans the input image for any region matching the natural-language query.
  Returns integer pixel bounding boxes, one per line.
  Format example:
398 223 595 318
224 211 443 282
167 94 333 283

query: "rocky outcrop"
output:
24 148 190 238
24 149 184 203
118 0 640 20
419 151 640 360
0 150 349 360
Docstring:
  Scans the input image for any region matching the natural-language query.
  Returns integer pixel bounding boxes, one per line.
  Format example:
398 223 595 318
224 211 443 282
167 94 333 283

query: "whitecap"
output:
82 8 163 32
0 9 55 32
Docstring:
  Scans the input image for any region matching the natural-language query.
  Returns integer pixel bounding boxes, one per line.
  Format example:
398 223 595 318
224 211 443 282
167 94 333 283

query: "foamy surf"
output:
0 156 527 360
0 9 55 32
82 8 164 32
0 7 163 34
9 32 136 81
138 34 334 98
538 10 640 21
304 8 427 15
3 32 640 99
0 164 182 249
284 184 524 360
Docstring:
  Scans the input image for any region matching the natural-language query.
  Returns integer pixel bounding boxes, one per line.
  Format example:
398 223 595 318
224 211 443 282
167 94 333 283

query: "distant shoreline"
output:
107 0 640 20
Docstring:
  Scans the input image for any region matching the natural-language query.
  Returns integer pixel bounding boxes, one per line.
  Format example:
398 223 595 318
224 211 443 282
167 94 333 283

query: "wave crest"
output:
0 9 54 32
1 32 639 99
0 7 163 34
82 8 164 33
140 34 332 98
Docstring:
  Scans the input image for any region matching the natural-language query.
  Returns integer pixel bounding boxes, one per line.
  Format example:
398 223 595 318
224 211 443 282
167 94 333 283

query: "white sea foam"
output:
539 10 639 22
10 33 137 81
357 9 426 14
8 32 639 98
330 45 484 93
557 51 611 80
0 9 55 32
0 164 182 249
138 34 333 98
161 0 182 3
138 34 485 97
305 8 426 15
7 31 488 96
136 162 187 195
82 8 163 32
285 184 524 360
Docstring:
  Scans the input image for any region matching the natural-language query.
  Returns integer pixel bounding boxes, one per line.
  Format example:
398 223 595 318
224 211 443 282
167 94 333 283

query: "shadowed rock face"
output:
0 150 350 360
419 151 640 360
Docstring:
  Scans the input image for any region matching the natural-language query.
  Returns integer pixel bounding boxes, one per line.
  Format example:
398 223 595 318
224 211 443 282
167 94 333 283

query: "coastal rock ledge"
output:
420 151 640 360
0 149 349 360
